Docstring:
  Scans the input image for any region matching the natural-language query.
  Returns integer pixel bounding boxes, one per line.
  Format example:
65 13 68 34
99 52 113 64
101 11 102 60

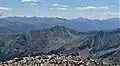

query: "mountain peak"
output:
50 25 70 32
52 25 66 29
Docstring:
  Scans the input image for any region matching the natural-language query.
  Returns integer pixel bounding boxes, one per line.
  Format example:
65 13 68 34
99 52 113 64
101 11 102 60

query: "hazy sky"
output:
0 0 119 19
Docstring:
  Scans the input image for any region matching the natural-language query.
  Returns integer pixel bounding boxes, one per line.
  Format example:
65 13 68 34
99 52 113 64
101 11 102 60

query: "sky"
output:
0 0 119 19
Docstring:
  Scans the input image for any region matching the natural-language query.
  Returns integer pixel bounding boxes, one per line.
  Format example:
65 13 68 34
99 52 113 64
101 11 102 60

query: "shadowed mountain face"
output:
0 26 120 64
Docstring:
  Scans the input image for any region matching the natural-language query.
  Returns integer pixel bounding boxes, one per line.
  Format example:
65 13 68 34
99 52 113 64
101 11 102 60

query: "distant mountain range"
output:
0 18 35 33
0 17 119 33
0 26 120 64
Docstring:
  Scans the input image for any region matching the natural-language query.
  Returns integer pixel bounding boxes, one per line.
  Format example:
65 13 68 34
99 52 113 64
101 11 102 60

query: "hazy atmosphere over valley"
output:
0 0 120 66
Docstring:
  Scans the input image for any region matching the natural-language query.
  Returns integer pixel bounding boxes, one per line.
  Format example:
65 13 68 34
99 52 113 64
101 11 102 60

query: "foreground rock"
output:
0 55 119 66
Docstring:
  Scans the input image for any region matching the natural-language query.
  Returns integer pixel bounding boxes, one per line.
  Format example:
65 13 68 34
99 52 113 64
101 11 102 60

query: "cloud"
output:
76 5 114 10
76 6 96 10
35 9 39 12
95 12 120 19
59 5 68 8
29 3 38 6
98 6 109 9
97 12 120 15
53 4 68 7
53 4 59 6
49 8 53 10
21 0 40 3
52 4 68 11
57 7 68 11
110 5 115 7
0 7 12 11
21 0 40 6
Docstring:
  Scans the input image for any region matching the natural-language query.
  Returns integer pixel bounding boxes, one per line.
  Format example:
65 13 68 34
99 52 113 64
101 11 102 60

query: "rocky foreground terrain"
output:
0 26 120 64
0 54 119 66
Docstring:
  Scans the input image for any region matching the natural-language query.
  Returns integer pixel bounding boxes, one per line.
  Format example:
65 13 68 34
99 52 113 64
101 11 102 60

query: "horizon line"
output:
0 16 120 20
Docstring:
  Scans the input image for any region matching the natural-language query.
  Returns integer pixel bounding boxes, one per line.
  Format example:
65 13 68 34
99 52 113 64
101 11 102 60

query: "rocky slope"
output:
0 26 120 64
